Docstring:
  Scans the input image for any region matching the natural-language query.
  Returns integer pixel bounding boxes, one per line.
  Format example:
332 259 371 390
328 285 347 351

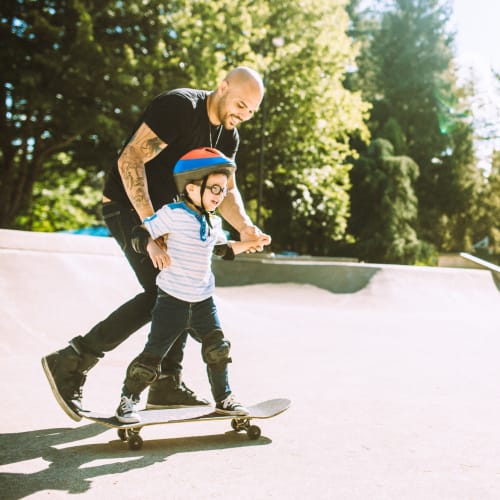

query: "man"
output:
42 66 268 421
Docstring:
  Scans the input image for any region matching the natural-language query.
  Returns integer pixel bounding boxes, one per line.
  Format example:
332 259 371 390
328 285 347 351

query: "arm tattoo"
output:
119 150 149 208
117 124 166 213
140 137 164 160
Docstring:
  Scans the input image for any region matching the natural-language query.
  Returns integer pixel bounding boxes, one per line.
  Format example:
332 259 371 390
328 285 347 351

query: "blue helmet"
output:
173 147 236 194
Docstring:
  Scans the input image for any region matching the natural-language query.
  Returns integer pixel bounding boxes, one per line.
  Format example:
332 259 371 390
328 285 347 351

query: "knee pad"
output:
125 352 160 395
202 329 232 366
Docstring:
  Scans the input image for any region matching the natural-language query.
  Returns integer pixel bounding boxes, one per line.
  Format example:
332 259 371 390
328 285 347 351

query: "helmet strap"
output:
198 176 213 229
182 177 213 232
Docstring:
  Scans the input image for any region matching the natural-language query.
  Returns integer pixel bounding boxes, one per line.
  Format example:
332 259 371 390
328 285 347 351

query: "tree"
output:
1 0 259 229
348 138 429 263
236 0 370 254
3 0 371 257
346 0 483 258
430 118 484 251
2 0 173 227
472 151 500 263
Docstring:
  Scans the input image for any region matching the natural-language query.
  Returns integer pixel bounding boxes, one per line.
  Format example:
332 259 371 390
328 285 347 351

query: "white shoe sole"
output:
145 403 210 410
215 408 250 416
41 357 82 422
115 413 141 424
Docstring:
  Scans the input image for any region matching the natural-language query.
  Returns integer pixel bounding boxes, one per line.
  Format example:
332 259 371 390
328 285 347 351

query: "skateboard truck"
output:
230 417 262 440
118 416 262 450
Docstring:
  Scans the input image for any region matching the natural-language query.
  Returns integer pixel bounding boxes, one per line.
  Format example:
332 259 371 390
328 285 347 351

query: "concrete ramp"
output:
1 229 499 500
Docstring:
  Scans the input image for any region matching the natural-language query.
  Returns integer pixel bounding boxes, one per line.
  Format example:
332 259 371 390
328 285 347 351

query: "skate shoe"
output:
215 394 249 416
146 374 209 409
116 395 141 424
41 345 96 422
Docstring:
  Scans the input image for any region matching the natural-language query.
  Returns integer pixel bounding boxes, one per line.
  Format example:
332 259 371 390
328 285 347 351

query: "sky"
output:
362 0 500 169
451 0 499 74
451 0 500 170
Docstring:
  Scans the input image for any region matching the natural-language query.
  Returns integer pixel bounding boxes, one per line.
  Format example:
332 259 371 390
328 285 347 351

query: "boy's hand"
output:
240 225 271 252
242 234 271 254
147 238 171 270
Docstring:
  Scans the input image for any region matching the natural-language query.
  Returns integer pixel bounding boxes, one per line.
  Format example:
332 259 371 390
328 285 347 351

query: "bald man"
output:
42 67 269 421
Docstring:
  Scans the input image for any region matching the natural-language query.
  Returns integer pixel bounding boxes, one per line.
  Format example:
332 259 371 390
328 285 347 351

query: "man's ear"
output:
218 79 229 95
185 183 196 196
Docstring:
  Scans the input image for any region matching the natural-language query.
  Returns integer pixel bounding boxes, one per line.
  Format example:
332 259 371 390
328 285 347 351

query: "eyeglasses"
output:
191 181 227 196
205 184 227 196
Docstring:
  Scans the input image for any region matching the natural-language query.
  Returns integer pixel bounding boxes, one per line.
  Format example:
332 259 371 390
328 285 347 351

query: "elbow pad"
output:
131 225 150 254
213 244 235 261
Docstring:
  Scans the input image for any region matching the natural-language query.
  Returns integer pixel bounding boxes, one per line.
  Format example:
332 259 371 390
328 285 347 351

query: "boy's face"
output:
187 172 228 211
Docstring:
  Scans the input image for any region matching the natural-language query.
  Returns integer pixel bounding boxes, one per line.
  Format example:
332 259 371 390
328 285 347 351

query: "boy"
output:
116 147 271 423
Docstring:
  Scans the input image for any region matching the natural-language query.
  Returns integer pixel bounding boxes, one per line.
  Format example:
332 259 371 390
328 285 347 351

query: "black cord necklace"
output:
208 122 222 149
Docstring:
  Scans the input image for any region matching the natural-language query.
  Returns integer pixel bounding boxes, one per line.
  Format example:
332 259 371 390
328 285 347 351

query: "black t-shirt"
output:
103 88 239 211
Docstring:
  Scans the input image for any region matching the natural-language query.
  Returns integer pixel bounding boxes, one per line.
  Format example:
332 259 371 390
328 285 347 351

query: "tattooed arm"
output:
117 122 167 221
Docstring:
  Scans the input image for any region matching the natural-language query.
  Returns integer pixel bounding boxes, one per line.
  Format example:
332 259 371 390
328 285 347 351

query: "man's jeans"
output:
76 201 187 374
145 290 231 403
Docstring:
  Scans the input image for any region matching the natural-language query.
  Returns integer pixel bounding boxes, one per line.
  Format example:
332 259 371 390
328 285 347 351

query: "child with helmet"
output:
115 147 271 423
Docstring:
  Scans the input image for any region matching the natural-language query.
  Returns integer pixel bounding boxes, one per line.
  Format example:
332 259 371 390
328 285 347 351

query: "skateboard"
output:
78 398 291 450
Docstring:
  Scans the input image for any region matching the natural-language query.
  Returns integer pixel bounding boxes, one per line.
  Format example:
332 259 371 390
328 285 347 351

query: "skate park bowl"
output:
1 228 499 500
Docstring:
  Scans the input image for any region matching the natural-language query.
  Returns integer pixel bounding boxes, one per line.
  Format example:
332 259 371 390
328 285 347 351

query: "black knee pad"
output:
124 352 161 395
202 329 232 366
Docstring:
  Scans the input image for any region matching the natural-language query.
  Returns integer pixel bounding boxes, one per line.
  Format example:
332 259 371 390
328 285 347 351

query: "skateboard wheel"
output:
247 425 261 440
128 434 143 451
117 429 127 441
231 419 241 431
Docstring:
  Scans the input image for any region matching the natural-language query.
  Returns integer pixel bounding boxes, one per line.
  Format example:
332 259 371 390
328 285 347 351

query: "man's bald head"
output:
224 66 264 99
209 66 265 129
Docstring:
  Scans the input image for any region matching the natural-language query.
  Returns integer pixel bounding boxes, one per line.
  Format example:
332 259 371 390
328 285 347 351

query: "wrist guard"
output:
213 243 235 260
131 225 150 254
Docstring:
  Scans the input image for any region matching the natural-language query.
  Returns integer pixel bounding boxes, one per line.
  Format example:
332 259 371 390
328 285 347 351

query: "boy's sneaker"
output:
215 394 249 416
116 395 141 424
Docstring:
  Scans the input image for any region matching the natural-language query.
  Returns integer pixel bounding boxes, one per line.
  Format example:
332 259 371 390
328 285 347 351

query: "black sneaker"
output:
41 344 98 422
215 394 249 416
116 395 141 424
146 374 210 409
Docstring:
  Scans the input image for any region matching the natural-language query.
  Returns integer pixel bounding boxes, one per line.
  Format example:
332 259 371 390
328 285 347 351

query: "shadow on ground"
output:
0 425 270 499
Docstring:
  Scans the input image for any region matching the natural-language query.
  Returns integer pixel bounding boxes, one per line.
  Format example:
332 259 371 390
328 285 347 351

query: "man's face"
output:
216 81 263 130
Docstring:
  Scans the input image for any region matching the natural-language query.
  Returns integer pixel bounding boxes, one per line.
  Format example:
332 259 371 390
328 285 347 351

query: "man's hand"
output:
239 225 271 253
147 237 170 270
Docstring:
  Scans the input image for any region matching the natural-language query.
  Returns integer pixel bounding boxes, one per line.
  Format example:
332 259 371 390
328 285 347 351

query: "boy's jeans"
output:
145 290 231 403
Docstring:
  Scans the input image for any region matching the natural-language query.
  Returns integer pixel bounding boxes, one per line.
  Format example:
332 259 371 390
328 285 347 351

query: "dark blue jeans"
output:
76 201 187 374
145 290 231 403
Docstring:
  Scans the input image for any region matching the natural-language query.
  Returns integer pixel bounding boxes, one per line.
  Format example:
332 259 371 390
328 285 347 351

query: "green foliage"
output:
2 0 371 257
1 0 177 226
471 151 500 263
236 0 370 254
15 155 103 232
349 138 430 264
7 0 493 267
265 162 352 255
427 120 483 251
346 0 493 261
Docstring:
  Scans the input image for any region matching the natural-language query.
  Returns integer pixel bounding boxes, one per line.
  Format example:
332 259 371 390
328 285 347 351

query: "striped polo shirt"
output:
143 201 227 302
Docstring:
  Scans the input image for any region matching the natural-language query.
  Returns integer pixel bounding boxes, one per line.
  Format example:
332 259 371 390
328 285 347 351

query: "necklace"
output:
208 122 222 149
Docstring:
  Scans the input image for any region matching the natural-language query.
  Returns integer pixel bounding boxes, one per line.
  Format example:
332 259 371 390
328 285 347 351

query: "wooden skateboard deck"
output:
78 398 291 450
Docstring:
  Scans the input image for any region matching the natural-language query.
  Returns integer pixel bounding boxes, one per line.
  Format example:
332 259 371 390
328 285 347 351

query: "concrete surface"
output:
1 229 500 500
